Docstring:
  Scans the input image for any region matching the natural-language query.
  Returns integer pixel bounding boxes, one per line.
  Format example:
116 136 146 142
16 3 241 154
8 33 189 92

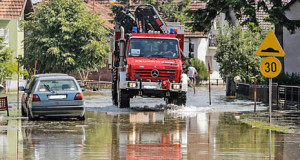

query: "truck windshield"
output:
128 38 179 58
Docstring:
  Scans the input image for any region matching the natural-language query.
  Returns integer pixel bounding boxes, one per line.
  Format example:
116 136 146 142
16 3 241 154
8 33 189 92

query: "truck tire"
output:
176 92 186 106
166 97 173 105
118 90 130 108
112 81 118 106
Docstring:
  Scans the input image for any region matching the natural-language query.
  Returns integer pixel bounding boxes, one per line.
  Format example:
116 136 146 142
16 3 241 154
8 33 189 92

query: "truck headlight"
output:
172 84 181 89
128 82 137 88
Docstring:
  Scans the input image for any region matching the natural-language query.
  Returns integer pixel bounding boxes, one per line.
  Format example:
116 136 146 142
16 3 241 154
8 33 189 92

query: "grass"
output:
241 119 294 133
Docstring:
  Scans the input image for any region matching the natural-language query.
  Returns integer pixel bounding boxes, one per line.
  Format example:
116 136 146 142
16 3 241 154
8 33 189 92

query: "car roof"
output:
37 76 76 81
33 73 68 78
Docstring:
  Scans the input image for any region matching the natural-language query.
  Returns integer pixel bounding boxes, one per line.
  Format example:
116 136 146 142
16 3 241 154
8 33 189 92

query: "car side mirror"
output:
19 86 25 91
24 89 31 93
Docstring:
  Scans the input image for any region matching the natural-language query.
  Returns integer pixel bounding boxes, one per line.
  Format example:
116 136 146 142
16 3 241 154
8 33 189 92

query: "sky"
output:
32 0 42 4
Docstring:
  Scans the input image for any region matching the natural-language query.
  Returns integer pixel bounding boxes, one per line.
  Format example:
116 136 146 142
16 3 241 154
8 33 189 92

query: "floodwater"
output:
0 86 300 160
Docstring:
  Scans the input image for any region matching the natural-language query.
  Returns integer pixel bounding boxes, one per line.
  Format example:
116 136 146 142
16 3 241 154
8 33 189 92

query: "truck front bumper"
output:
119 81 188 92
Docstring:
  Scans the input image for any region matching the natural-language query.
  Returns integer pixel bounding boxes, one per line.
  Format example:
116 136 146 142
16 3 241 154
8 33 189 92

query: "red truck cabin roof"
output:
114 32 184 52
131 33 176 38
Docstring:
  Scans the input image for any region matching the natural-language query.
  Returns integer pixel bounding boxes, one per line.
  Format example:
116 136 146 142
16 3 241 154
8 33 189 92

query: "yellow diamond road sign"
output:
260 57 282 78
256 31 285 57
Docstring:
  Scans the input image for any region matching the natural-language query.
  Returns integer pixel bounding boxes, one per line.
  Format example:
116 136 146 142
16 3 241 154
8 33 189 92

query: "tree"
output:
22 0 109 80
214 26 265 82
186 0 300 34
119 0 192 23
0 38 27 84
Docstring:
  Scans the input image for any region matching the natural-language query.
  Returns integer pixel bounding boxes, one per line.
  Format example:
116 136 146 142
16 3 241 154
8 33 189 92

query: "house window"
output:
0 29 9 47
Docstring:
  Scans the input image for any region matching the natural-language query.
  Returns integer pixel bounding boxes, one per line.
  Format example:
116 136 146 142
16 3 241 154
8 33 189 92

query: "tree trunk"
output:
78 70 84 83
84 69 90 81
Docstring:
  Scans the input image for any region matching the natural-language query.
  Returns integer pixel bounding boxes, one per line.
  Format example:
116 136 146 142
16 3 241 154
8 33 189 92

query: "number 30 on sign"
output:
260 57 282 78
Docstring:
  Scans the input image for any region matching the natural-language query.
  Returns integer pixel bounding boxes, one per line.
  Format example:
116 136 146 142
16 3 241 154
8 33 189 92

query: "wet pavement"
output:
0 86 300 160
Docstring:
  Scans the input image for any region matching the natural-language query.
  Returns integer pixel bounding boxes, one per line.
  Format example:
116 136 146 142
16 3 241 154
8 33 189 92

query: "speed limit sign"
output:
260 57 282 78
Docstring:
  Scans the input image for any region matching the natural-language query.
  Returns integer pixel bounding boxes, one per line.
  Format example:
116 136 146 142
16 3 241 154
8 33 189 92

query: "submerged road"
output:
0 86 300 159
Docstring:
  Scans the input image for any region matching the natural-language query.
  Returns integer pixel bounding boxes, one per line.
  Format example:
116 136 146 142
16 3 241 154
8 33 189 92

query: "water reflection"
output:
22 120 86 160
111 112 185 159
0 110 299 159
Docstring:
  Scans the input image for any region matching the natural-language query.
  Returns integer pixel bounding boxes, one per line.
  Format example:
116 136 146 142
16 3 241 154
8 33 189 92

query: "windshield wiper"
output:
151 54 165 58
44 84 55 93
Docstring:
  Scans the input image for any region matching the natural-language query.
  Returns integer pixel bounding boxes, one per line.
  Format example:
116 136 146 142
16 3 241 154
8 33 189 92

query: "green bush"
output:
273 73 300 85
214 25 266 83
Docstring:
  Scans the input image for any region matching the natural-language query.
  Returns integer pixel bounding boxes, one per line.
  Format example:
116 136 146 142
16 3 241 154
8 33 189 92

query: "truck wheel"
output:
176 92 187 106
166 97 173 105
118 90 130 108
112 82 118 106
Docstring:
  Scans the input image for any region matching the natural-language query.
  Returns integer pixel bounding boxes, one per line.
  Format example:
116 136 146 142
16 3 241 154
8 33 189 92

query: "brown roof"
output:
241 0 292 29
185 30 207 38
85 1 114 30
0 0 33 19
188 1 206 10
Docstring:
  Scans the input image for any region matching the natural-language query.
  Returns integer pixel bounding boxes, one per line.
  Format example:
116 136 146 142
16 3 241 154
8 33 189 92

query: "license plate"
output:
48 95 67 99
143 85 157 89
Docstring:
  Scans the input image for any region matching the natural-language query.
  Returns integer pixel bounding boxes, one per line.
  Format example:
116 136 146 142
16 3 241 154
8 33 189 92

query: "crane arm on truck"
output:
112 4 168 34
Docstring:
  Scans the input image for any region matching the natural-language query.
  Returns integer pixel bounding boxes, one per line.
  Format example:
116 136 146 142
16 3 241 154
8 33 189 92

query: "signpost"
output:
256 31 285 123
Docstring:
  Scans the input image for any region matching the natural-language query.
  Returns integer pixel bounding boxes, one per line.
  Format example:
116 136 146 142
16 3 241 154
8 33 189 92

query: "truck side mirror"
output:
189 42 194 53
181 56 186 62
114 50 119 56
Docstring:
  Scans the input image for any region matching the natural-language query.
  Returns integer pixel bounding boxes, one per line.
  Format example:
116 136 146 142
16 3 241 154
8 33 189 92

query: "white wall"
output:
184 36 223 83
5 80 27 92
283 2 300 73
184 37 208 62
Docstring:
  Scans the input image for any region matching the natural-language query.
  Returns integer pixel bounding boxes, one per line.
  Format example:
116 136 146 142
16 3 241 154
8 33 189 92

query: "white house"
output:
283 0 300 74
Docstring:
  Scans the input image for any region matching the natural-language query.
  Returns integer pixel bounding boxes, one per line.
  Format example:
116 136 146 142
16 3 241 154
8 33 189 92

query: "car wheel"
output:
27 107 36 120
21 105 26 116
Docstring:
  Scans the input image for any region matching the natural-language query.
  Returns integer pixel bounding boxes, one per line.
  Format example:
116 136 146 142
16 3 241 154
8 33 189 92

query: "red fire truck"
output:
110 4 191 108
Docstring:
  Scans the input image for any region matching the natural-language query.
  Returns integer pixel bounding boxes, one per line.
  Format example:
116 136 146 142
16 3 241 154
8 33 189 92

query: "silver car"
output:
20 74 85 120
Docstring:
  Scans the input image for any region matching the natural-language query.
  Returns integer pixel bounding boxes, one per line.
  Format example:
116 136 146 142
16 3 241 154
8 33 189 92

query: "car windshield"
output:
37 79 78 92
128 38 179 58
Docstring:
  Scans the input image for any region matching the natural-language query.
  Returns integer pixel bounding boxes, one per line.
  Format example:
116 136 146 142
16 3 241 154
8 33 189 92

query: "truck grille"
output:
134 69 176 79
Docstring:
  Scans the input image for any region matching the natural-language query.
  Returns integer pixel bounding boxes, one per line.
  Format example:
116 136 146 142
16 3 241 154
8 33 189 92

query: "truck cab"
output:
110 5 190 108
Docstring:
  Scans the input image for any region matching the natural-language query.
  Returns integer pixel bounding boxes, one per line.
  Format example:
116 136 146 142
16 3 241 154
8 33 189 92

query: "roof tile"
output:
0 0 26 19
